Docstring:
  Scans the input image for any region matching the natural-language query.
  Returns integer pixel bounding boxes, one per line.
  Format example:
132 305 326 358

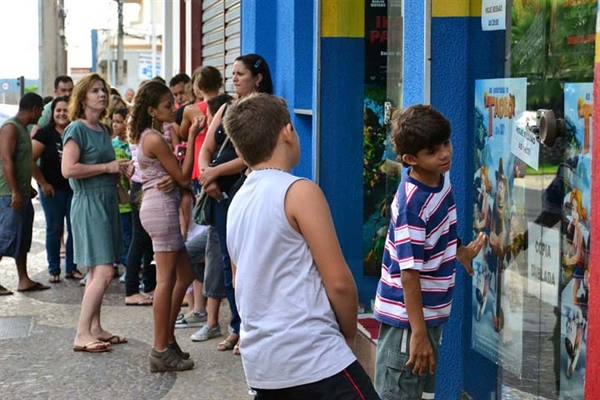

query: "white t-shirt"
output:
227 169 356 390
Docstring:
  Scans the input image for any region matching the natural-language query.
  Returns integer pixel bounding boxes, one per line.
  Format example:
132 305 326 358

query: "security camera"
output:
536 109 564 147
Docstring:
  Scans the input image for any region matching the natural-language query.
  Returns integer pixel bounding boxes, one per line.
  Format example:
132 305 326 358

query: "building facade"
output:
167 0 600 398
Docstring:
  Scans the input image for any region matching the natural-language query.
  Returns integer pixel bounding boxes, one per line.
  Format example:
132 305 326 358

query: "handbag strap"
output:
213 130 229 161
215 135 230 160
212 105 230 161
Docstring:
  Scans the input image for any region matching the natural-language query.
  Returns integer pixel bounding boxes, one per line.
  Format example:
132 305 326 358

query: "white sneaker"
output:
190 325 221 342
175 312 207 329
79 273 88 286
119 272 127 283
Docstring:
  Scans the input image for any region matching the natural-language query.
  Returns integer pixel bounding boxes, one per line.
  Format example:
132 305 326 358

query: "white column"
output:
163 0 174 80
185 0 192 74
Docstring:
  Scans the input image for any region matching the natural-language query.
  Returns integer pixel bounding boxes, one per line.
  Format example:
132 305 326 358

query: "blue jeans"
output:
119 212 132 266
213 196 241 334
38 188 75 275
125 182 156 296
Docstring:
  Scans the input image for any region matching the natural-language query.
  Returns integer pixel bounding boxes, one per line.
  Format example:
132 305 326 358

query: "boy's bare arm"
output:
402 269 435 375
456 232 487 276
285 180 358 343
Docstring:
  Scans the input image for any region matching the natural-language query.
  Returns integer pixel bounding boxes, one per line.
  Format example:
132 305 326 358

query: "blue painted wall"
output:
403 1 425 105
241 0 314 180
242 1 375 303
320 37 372 302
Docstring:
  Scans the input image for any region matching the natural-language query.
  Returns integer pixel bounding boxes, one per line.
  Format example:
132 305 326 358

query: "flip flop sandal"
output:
49 274 62 283
217 339 236 351
125 296 153 306
73 340 111 353
0 286 13 296
17 282 51 292
233 343 241 356
65 269 84 280
99 335 128 345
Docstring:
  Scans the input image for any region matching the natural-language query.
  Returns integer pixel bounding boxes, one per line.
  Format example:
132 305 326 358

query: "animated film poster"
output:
559 83 592 399
363 0 403 277
472 78 527 376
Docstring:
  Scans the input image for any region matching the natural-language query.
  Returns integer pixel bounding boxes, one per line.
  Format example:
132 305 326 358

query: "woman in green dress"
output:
62 73 134 353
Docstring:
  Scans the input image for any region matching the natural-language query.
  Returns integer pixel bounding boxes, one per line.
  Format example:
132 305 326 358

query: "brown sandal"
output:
49 273 62 283
65 268 84 280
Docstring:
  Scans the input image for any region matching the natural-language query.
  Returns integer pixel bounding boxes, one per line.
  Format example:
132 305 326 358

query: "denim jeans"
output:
186 226 226 298
125 182 156 296
213 196 241 334
119 212 132 266
38 188 75 275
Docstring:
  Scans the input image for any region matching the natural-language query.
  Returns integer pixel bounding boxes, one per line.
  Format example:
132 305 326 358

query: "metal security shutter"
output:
201 0 241 94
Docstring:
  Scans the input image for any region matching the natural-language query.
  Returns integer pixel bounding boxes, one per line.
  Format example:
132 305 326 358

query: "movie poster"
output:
559 83 592 400
365 0 388 86
472 78 527 375
363 0 403 277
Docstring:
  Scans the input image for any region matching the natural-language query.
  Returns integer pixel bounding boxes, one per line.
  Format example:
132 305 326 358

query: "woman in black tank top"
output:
196 54 274 354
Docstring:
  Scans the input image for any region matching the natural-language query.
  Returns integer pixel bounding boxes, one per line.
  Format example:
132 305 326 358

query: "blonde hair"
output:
480 165 492 193
68 73 110 121
570 188 587 223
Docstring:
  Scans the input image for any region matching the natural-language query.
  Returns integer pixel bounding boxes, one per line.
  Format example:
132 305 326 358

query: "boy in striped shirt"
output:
374 105 486 399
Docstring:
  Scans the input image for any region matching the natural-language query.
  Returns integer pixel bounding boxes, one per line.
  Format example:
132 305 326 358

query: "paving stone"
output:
0 198 250 399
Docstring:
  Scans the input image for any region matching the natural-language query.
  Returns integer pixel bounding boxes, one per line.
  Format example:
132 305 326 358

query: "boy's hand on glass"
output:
406 331 435 375
456 232 487 276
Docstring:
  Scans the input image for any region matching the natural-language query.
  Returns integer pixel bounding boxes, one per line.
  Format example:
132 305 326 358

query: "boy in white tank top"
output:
223 94 379 399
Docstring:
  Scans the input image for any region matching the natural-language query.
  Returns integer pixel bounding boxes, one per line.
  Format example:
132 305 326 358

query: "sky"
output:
0 0 115 79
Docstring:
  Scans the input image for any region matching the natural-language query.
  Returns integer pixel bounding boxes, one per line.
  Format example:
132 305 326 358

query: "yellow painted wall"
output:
321 0 364 37
432 0 482 17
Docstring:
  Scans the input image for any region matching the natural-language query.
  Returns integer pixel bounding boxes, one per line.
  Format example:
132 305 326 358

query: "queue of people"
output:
0 54 388 399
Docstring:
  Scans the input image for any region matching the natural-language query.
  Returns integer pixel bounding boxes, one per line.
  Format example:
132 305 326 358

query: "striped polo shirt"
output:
374 170 458 329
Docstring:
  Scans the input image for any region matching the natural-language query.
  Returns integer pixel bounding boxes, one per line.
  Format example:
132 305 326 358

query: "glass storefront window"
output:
471 1 595 398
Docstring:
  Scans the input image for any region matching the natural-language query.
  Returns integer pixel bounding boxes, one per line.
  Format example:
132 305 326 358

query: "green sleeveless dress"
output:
63 120 122 267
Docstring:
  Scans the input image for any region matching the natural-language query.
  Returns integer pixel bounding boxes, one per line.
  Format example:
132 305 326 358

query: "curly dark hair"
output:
129 80 172 143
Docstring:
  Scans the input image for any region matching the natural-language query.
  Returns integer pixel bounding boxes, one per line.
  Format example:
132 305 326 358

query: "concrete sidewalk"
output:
0 199 250 399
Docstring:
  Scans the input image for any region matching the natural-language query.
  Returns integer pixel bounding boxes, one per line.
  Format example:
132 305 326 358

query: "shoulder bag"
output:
192 135 231 226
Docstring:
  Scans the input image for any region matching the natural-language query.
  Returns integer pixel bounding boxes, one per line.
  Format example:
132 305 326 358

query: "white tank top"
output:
227 169 356 389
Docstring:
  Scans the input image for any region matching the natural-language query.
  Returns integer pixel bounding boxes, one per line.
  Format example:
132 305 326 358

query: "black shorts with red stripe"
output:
252 360 380 400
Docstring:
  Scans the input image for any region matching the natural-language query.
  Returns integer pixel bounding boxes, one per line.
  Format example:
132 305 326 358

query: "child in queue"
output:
129 80 204 372
111 107 132 273
224 93 379 399
372 104 486 399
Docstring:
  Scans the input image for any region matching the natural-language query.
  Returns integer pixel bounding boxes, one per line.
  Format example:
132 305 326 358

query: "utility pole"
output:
39 0 59 95
116 0 124 87
57 0 67 76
